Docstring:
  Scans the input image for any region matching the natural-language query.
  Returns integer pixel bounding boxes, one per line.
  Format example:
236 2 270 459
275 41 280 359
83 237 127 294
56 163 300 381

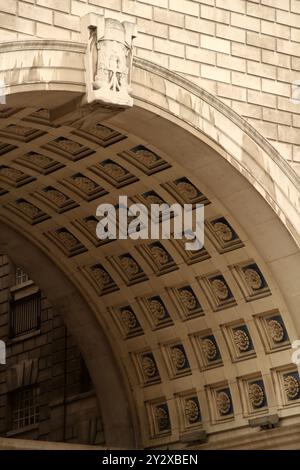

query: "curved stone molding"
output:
0 39 299 250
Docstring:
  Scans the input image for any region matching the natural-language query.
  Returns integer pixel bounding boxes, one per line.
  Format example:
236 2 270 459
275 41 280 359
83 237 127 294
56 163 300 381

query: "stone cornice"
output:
133 57 300 189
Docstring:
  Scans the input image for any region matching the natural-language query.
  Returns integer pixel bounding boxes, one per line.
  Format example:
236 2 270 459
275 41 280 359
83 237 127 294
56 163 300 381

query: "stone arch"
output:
0 40 300 448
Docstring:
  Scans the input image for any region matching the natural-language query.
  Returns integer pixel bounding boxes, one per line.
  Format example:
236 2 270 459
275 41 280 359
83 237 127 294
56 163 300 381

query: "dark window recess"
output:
10 293 41 338
10 386 39 430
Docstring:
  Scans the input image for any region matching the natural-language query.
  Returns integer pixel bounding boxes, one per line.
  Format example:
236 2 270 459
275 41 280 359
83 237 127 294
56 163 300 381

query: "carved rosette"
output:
141 354 158 380
267 319 285 343
233 329 251 352
213 221 234 242
248 382 265 408
120 308 138 331
179 289 197 311
211 278 229 301
284 375 300 400
150 245 170 266
216 390 232 416
149 298 167 321
184 398 201 424
170 346 188 371
244 268 263 291
120 255 140 276
202 338 218 361
154 404 170 432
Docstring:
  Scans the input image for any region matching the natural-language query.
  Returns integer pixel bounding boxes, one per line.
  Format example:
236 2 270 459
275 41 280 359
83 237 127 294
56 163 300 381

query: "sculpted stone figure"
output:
83 14 137 108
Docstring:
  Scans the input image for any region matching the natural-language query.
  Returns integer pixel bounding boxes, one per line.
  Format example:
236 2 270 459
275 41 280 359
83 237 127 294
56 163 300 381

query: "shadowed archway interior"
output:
0 95 300 449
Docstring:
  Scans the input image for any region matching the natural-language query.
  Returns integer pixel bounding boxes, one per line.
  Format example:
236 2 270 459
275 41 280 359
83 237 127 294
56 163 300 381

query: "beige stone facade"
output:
0 0 299 451
0 1 300 172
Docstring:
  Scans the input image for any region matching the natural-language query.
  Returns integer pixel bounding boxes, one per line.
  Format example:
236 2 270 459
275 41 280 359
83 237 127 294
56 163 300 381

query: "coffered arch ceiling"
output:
0 42 300 449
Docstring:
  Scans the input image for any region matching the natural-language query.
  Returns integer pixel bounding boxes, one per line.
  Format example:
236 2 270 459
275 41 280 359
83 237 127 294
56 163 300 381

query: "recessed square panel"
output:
119 145 171 175
254 310 290 353
230 260 271 301
107 252 148 286
205 216 244 253
197 272 237 311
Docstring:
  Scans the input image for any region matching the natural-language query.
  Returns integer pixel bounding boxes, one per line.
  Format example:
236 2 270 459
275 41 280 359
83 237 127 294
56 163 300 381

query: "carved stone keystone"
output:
82 14 137 108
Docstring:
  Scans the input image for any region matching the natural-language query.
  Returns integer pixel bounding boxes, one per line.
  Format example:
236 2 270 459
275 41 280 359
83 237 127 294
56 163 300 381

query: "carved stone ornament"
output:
267 319 285 343
233 329 250 352
248 382 265 408
185 398 200 424
202 338 217 361
284 375 300 400
216 390 231 415
83 14 137 108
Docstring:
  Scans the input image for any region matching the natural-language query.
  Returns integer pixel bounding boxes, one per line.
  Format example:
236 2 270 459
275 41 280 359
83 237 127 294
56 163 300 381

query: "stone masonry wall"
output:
0 1 299 174
0 254 104 445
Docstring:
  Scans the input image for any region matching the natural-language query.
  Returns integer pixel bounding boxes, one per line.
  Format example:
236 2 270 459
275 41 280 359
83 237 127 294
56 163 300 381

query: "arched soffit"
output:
0 220 136 450
0 40 299 246
0 40 300 448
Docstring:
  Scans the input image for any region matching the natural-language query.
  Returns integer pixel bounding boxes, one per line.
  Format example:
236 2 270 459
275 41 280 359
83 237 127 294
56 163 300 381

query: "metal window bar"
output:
10 293 41 337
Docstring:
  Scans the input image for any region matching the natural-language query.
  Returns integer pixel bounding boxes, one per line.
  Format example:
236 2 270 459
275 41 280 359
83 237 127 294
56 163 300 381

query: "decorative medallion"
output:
231 261 271 301
216 389 232 416
7 198 50 225
163 342 191 377
0 123 45 142
72 215 112 247
15 151 64 175
283 374 300 401
83 263 119 296
248 381 265 409
149 298 168 321
134 350 160 386
170 345 189 371
170 284 203 320
116 305 143 338
205 216 244 253
184 397 201 424
34 186 78 213
211 278 229 301
63 172 108 201
140 353 160 383
191 332 223 370
267 319 285 343
153 403 171 433
90 158 138 188
45 228 87 257
0 165 34 187
120 145 171 175
42 136 94 161
222 322 255 361
233 328 251 352
108 253 148 285
198 273 236 311
255 312 290 352
162 177 210 205
202 337 218 361
137 241 177 276
244 268 263 291
131 190 168 219
171 236 210 265
73 123 126 147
